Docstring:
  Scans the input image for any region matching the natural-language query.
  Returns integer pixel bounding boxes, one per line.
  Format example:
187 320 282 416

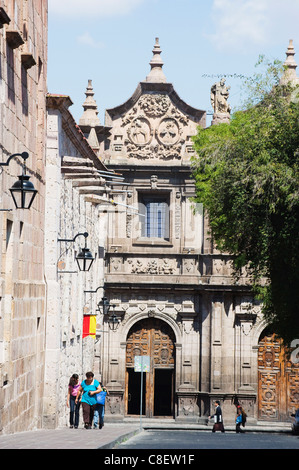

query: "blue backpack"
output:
96 391 107 405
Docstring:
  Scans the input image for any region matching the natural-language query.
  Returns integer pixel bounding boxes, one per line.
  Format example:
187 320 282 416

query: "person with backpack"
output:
236 404 246 433
94 383 109 429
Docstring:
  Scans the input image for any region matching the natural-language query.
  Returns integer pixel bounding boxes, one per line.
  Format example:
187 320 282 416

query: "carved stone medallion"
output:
156 118 180 146
127 117 153 146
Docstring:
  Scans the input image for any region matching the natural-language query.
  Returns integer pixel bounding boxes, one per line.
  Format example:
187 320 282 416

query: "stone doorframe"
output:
104 310 191 420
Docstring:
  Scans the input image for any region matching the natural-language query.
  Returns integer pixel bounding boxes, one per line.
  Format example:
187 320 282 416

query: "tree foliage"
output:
192 59 299 345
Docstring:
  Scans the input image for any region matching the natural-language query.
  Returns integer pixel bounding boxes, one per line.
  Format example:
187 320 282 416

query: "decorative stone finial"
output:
280 39 299 85
79 79 101 127
145 37 167 83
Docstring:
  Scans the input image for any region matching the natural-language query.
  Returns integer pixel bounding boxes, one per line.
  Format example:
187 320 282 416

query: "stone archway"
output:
258 332 299 421
125 318 175 418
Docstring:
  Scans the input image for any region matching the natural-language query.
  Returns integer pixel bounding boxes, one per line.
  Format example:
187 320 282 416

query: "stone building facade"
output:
0 0 298 434
84 39 299 424
44 93 109 428
0 1 48 433
0 2 110 434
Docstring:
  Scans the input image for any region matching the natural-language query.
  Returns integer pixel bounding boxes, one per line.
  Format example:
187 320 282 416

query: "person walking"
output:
235 405 246 433
94 383 109 429
67 374 81 429
76 372 102 429
209 400 225 432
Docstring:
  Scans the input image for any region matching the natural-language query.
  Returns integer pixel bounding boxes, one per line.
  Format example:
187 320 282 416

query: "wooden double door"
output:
125 318 175 418
258 333 299 421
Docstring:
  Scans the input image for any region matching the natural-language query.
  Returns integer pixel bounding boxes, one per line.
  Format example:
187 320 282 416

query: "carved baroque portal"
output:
122 93 189 159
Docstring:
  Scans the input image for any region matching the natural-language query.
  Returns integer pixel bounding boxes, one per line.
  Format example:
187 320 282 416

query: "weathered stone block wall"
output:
0 1 48 434
44 100 107 429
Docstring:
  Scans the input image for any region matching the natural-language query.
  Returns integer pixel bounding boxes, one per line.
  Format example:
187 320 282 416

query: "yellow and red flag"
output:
83 315 97 339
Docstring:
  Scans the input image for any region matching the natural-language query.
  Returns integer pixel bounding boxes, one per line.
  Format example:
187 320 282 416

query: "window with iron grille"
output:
139 195 170 240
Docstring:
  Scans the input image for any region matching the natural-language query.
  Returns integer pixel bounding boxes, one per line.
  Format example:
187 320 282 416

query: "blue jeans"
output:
69 395 80 428
94 404 105 427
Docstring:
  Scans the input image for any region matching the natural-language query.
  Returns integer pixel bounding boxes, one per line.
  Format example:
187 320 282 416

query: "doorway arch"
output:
258 331 299 421
125 317 175 418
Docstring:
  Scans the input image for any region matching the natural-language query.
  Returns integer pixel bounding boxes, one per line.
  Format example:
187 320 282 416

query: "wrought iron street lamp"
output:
76 244 94 272
98 296 111 316
0 151 37 209
108 304 119 331
58 231 95 272
97 297 119 330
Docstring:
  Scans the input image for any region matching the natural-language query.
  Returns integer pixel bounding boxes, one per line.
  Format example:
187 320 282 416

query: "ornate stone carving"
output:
121 93 189 160
107 395 122 415
129 258 177 275
156 118 180 145
179 396 196 416
183 258 195 274
110 257 122 272
150 174 158 189
127 116 153 146
139 93 170 117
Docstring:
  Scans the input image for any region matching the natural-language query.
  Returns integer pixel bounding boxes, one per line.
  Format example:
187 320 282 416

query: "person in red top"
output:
67 374 81 428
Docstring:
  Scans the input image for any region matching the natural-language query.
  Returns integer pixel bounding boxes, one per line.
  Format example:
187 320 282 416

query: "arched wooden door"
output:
125 318 175 418
258 333 299 421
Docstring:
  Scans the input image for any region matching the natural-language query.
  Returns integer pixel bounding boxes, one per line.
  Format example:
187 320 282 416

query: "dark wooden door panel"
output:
258 334 299 421
126 318 175 417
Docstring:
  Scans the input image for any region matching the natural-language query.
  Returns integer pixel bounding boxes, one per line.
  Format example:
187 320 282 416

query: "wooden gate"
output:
258 333 299 421
125 318 175 417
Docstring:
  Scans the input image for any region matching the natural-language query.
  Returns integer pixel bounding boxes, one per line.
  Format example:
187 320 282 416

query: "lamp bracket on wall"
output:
0 151 37 209
57 232 95 272
84 285 103 294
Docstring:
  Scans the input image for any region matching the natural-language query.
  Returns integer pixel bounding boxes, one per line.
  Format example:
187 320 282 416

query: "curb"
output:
99 428 141 449
141 424 291 434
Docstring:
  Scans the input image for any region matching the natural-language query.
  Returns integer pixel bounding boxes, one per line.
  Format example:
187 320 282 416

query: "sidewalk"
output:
0 419 291 449
0 423 140 449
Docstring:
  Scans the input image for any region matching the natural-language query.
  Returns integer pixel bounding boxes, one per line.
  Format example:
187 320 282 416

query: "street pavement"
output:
116 428 299 449
0 419 294 450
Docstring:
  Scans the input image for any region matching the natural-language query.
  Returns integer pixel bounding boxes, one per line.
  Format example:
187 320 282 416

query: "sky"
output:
48 0 299 126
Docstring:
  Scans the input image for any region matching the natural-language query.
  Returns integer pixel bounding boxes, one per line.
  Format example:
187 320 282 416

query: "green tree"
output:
192 59 299 346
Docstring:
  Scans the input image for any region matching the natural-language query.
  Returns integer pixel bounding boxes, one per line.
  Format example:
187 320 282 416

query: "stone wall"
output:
44 95 108 428
0 1 48 434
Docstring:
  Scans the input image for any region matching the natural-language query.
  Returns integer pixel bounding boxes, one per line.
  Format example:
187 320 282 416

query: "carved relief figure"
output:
128 117 152 146
157 118 179 145
128 258 176 275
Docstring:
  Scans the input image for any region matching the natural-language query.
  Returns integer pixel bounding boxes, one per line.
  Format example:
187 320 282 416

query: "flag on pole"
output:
83 315 97 339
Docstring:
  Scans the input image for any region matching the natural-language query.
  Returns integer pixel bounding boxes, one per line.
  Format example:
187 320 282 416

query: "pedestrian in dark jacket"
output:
209 400 225 432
